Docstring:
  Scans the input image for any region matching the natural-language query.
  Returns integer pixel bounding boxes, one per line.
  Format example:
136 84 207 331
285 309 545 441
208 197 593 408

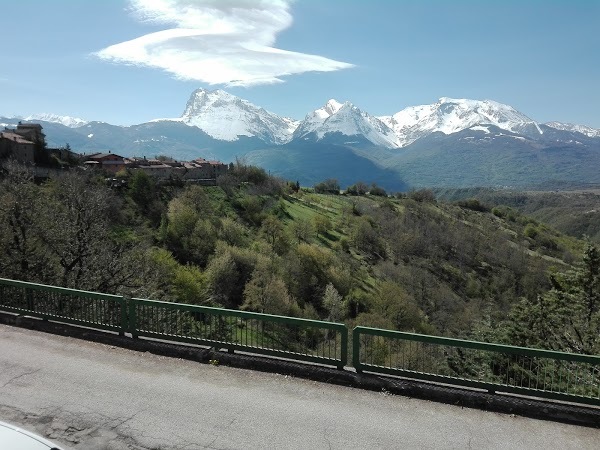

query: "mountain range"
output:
2 89 599 190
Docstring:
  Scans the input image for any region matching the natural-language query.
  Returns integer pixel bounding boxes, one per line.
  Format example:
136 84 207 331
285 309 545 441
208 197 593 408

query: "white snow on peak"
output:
470 125 490 134
293 99 400 148
312 99 345 120
378 97 542 147
23 113 88 128
175 88 296 144
322 99 344 116
281 117 301 135
545 121 600 138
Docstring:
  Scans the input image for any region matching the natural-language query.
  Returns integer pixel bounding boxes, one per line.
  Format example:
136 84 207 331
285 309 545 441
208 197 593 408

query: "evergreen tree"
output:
502 243 600 354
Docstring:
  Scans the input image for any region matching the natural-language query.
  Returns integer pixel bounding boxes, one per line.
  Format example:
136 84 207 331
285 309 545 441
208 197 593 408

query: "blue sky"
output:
1 0 599 128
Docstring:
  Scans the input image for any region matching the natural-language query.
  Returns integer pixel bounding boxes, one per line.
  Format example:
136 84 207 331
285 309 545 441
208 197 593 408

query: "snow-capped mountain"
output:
4 88 600 190
23 113 88 128
293 99 400 148
544 121 600 138
378 98 543 147
157 88 298 144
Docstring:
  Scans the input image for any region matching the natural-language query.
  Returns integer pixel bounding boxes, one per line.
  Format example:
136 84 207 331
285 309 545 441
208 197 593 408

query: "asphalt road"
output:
0 324 598 450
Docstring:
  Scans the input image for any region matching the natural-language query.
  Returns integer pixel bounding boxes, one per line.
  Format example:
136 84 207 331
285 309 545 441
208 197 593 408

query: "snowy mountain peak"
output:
177 88 295 144
324 99 344 115
293 99 400 148
545 121 600 138
22 113 88 128
378 97 542 147
182 88 239 117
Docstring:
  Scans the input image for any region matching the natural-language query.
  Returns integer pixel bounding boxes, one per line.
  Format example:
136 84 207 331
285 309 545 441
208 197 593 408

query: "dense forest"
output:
0 160 598 355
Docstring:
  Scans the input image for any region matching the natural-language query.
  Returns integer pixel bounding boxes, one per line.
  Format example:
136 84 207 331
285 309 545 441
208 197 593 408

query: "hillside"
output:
435 187 600 242
1 161 591 345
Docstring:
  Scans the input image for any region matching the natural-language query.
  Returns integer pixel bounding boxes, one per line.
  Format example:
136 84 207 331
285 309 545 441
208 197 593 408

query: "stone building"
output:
0 131 35 164
83 153 126 173
13 123 46 147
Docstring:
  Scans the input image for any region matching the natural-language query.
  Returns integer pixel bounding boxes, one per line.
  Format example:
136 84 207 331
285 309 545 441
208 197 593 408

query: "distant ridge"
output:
3 89 600 190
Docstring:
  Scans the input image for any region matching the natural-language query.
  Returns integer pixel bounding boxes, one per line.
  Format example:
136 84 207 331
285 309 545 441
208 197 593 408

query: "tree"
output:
205 251 239 307
128 170 156 210
408 188 436 203
322 283 344 322
162 186 219 265
284 243 334 306
167 198 199 240
346 182 368 196
313 214 332 237
260 215 289 254
36 172 149 293
502 243 600 354
369 183 387 197
172 264 208 305
368 281 425 332
243 261 298 316
216 173 238 197
350 216 386 258
218 217 248 247
261 215 284 247
314 178 340 194
188 219 218 266
205 244 265 308
0 161 48 281
237 194 266 225
290 218 314 243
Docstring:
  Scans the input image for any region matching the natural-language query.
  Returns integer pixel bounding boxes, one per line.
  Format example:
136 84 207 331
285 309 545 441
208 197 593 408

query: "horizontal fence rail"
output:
0 278 126 333
2 277 599 406
353 327 600 406
130 298 348 369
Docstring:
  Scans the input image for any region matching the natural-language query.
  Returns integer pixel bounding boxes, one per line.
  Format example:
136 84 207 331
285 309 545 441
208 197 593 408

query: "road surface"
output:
0 324 598 449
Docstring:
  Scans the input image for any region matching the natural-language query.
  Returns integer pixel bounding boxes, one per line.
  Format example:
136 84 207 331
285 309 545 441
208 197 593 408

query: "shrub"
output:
314 178 340 194
369 183 387 197
456 198 489 212
408 188 436 203
524 223 538 239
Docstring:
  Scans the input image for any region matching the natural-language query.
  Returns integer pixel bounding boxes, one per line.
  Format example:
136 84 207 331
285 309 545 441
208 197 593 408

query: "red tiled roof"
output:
0 132 34 145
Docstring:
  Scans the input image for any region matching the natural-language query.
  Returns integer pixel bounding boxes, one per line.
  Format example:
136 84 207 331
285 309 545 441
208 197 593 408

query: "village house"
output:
83 152 126 173
0 122 49 165
81 148 229 185
124 156 229 184
0 130 35 164
13 123 46 147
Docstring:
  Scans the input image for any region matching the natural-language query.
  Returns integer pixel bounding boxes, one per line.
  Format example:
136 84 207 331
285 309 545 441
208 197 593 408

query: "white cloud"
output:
95 0 353 86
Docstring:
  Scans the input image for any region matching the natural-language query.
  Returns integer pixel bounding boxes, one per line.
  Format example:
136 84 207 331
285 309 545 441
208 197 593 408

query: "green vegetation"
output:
0 160 597 353
498 243 600 354
436 187 600 242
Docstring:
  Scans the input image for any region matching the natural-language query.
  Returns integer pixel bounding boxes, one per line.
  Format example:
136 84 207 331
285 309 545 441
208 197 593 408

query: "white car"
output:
0 421 64 450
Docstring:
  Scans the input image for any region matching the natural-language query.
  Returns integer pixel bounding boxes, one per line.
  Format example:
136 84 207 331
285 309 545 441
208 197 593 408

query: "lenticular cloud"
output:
95 0 353 86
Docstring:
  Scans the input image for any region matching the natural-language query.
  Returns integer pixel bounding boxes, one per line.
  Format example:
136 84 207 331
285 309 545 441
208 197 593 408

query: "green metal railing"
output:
353 326 600 406
0 278 126 333
1 276 599 406
130 298 348 369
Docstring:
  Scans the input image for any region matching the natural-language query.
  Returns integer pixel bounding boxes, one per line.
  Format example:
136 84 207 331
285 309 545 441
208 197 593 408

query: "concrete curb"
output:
2 312 599 429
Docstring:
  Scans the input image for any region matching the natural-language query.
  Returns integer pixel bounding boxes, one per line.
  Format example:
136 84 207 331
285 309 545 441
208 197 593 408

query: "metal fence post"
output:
352 327 362 373
128 298 138 338
339 325 348 370
119 296 128 336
